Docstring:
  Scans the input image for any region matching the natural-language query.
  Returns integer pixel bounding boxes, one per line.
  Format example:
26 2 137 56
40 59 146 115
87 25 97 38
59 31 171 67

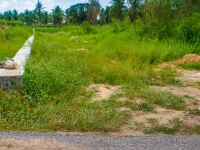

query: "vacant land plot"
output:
0 25 200 135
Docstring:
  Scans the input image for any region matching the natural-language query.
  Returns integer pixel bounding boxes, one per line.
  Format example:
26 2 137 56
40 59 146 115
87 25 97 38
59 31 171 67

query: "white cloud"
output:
1 2 11 8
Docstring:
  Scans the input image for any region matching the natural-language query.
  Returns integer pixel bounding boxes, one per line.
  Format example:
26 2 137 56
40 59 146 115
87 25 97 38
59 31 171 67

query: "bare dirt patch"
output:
88 84 121 101
0 139 80 150
156 54 200 84
88 80 200 135
177 69 200 82
152 85 200 101
109 106 186 136
157 54 200 70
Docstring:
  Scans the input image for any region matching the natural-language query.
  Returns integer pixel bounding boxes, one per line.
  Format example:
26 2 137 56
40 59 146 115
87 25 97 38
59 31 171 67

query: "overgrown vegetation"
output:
0 0 200 134
0 25 32 60
0 24 197 132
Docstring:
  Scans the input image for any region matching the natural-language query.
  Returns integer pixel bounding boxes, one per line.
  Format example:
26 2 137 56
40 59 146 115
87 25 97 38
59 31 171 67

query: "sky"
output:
0 0 111 13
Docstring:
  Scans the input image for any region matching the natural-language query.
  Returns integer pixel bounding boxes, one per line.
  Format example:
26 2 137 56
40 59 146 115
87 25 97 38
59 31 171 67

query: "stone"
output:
156 76 161 80
5 60 18 69
0 84 7 90
7 81 12 87
6 57 14 61
0 61 5 68
119 107 131 112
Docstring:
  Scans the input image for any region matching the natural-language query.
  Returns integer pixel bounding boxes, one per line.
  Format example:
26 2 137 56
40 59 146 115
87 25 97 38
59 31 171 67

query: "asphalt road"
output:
0 132 200 150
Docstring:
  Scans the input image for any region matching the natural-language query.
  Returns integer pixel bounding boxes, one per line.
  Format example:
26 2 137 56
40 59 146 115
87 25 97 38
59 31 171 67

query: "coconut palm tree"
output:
99 6 111 24
12 9 18 21
110 0 125 21
52 6 64 26
24 9 35 25
4 10 12 21
127 0 141 22
35 0 45 23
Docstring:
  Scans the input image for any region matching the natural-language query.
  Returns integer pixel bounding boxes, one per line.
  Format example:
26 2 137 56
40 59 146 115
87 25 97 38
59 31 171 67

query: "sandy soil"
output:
157 54 200 70
85 54 200 136
0 139 80 150
88 84 121 101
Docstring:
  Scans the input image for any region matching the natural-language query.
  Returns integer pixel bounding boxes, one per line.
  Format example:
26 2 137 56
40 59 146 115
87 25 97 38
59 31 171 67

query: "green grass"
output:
0 89 129 131
189 108 200 115
0 23 198 133
0 25 32 60
179 63 200 70
139 87 185 110
144 118 200 134
138 101 154 112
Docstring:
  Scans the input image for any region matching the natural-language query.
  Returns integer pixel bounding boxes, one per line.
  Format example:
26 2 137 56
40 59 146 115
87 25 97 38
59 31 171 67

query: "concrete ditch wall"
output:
0 35 34 90
0 75 22 90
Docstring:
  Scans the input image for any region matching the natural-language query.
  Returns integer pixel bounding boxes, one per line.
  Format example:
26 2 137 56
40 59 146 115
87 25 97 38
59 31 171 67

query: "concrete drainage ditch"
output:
0 35 34 90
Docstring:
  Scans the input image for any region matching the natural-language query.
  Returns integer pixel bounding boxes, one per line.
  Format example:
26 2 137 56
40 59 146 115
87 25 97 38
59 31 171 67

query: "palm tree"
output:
4 10 12 21
110 0 125 20
35 0 45 23
99 6 111 24
42 11 49 24
87 0 100 25
24 9 35 25
52 6 64 26
13 9 18 21
127 0 141 22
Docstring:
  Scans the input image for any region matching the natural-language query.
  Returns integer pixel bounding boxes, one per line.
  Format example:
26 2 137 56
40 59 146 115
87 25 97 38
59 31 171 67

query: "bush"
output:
81 21 95 34
0 20 23 26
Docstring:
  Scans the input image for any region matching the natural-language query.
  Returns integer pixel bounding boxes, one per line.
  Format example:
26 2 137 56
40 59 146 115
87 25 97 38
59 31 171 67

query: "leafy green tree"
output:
66 3 90 24
87 0 100 25
52 6 64 25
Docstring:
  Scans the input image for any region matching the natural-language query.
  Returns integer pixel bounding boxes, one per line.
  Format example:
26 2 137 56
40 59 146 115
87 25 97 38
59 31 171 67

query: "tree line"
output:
0 0 199 42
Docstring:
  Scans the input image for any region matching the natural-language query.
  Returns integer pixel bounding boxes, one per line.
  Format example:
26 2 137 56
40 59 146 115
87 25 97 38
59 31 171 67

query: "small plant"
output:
138 101 154 112
139 87 185 110
147 118 158 126
144 125 177 134
183 94 194 99
81 21 94 34
189 108 200 115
